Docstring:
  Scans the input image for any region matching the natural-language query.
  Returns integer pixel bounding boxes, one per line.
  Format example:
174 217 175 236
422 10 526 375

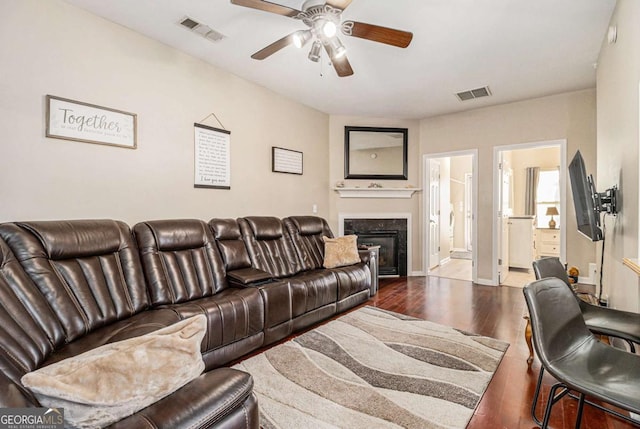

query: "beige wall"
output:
0 0 329 224
596 0 640 311
329 116 422 273
421 90 597 282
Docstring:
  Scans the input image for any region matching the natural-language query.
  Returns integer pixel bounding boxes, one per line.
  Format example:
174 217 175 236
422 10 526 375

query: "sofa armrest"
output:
228 267 273 288
0 372 39 408
358 249 378 296
358 249 371 264
107 368 258 429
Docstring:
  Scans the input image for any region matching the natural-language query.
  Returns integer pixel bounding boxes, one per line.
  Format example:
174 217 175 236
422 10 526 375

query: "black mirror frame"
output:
344 126 408 180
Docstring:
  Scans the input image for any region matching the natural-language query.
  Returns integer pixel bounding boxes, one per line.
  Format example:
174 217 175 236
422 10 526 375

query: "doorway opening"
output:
493 140 567 288
423 150 478 282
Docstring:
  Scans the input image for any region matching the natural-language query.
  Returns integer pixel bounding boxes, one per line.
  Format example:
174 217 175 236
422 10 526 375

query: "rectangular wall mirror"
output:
344 126 408 180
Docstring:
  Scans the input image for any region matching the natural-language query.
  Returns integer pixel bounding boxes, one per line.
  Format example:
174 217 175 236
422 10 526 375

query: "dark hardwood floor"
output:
368 276 638 429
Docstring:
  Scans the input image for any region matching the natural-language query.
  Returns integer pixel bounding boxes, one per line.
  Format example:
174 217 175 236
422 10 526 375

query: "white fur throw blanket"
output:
22 315 207 429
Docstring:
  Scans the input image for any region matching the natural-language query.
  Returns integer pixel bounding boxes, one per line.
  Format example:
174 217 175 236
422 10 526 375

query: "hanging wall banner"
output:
194 123 230 189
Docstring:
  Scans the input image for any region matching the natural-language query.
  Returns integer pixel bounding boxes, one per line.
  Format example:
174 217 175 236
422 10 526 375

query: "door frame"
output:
492 139 567 286
423 149 478 283
428 159 441 270
464 173 473 251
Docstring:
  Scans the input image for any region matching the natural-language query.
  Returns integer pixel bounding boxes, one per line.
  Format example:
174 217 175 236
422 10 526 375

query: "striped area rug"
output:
233 306 509 428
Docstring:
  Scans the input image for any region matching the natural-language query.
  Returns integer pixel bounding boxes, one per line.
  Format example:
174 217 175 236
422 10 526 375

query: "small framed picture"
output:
272 147 303 175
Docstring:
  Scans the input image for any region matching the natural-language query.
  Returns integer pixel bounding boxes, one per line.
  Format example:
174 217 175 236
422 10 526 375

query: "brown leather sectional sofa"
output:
0 216 375 428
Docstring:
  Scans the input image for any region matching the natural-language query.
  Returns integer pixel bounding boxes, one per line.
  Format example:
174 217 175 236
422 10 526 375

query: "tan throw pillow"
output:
323 235 361 268
22 315 207 429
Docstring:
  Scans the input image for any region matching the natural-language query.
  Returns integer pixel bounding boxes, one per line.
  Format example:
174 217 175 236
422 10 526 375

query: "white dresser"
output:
536 228 560 258
508 217 535 269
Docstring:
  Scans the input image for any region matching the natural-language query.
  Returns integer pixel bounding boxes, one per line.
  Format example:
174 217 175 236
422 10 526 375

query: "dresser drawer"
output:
539 243 560 255
538 229 560 242
535 228 560 258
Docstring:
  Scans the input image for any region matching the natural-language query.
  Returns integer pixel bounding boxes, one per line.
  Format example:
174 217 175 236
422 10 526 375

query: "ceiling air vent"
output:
178 16 225 42
456 86 492 102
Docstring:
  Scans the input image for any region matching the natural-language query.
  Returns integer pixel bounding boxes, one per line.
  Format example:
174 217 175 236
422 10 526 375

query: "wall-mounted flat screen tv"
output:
568 150 602 241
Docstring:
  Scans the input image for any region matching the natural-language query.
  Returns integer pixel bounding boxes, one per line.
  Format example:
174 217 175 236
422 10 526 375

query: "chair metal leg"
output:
531 367 545 426
574 393 585 429
542 383 561 428
542 382 571 429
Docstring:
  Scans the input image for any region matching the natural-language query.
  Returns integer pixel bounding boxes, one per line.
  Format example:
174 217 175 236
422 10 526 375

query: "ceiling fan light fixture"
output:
321 20 337 38
292 30 312 49
327 37 346 59
308 40 322 62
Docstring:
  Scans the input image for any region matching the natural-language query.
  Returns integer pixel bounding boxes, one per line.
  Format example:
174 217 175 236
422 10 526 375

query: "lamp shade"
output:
545 206 559 216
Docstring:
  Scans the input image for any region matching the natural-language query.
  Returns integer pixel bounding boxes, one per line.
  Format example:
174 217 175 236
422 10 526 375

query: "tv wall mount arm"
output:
595 185 618 215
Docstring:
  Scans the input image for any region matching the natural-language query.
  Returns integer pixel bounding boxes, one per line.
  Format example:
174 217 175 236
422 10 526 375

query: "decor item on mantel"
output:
546 206 559 228
334 187 421 199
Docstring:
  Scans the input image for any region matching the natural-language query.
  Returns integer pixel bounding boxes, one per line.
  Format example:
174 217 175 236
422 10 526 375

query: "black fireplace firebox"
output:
358 231 399 276
344 218 407 276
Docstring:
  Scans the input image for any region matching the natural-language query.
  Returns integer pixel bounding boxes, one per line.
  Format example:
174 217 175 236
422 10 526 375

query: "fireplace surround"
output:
342 217 408 276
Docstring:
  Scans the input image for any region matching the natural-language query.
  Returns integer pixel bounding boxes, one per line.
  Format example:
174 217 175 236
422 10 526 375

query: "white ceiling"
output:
64 0 616 119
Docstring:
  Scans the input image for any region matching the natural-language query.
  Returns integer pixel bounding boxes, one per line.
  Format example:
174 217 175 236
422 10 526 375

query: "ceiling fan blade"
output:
325 0 352 11
332 56 354 77
251 33 295 60
323 45 353 77
230 0 299 17
342 21 413 48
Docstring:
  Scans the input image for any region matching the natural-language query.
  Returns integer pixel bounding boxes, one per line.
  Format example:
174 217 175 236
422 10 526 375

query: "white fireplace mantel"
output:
333 187 421 199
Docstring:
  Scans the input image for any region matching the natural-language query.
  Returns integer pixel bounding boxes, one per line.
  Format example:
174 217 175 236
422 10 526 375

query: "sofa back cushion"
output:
284 216 334 271
209 219 252 271
238 217 301 278
0 237 66 407
134 219 227 305
0 220 149 343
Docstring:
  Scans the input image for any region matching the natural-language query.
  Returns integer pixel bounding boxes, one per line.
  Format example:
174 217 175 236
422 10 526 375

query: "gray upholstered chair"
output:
524 278 640 428
532 256 640 353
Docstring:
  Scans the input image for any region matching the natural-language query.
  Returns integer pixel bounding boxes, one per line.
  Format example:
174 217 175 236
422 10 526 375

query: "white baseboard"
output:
578 276 594 285
440 257 451 265
410 271 426 277
476 278 497 286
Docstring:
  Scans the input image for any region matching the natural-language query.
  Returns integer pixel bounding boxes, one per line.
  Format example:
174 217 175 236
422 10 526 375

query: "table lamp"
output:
546 206 559 229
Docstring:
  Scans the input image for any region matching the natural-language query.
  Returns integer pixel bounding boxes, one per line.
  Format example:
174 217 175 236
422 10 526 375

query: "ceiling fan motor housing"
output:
297 5 342 40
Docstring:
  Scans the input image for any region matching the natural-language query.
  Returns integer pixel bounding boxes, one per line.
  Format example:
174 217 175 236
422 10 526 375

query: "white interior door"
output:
429 160 441 269
497 156 512 284
464 173 473 252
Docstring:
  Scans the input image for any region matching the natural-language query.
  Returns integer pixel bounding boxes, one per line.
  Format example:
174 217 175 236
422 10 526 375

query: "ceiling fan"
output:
230 0 413 77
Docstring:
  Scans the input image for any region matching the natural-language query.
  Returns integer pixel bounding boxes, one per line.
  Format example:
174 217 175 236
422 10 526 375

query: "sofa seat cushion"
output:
288 270 338 318
165 288 264 354
22 316 207 429
107 368 258 429
330 263 371 301
43 309 182 366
